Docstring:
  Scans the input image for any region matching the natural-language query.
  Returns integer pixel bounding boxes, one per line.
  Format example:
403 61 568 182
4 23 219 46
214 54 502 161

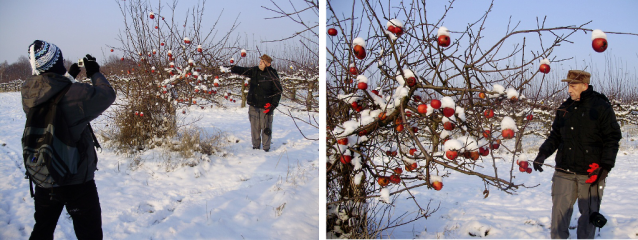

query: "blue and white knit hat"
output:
28 40 66 75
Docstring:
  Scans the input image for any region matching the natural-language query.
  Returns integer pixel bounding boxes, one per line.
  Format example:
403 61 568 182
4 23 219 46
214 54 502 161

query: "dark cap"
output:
561 70 590 84
260 54 273 64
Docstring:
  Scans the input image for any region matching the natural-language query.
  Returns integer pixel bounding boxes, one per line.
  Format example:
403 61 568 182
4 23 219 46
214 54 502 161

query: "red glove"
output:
585 163 600 184
263 103 271 114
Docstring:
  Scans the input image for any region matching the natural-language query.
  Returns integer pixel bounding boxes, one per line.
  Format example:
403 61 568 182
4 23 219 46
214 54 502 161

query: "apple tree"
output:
325 0 637 237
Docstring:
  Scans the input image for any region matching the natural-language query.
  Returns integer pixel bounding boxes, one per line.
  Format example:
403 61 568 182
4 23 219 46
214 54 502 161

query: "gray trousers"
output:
551 170 605 239
248 105 274 150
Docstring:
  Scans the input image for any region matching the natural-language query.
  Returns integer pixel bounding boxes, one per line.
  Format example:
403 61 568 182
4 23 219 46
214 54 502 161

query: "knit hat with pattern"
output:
28 40 66 75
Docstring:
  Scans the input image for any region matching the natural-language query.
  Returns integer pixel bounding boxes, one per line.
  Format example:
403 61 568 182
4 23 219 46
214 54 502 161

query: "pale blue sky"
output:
328 0 638 75
0 0 315 64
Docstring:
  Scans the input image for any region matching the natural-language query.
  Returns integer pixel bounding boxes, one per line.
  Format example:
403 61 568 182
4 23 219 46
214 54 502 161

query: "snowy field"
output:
0 91 319 239
366 126 638 239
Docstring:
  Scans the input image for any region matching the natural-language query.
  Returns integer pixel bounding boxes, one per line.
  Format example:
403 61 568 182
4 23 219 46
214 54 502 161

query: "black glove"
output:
533 153 547 172
68 63 81 79
264 128 272 136
83 54 100 78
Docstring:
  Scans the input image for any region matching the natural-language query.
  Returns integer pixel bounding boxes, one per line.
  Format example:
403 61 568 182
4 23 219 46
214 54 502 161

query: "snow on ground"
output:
373 129 638 239
0 91 319 239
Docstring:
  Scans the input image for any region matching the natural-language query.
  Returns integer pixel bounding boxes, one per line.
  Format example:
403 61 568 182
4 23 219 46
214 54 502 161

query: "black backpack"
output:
22 84 86 195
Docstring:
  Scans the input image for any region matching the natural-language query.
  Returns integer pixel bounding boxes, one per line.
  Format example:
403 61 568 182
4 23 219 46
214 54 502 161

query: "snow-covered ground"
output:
367 128 638 239
0 91 319 239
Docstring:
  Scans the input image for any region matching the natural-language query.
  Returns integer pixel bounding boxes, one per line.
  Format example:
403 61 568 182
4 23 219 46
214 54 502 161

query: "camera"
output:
589 212 607 228
78 58 84 68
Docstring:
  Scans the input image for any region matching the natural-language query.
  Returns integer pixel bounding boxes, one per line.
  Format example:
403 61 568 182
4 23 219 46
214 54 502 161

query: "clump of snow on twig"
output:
500 116 518 132
356 75 368 83
437 26 450 37
592 29 607 40
441 96 455 109
506 88 519 100
353 37 366 47
379 188 390 203
443 139 463 152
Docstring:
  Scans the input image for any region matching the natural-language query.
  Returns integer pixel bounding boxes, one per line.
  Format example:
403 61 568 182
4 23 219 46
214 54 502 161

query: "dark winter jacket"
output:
538 86 622 175
22 72 116 186
230 66 282 110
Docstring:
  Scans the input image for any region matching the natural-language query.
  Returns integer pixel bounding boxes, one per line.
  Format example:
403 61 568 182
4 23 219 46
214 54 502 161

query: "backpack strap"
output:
88 123 101 150
54 84 72 105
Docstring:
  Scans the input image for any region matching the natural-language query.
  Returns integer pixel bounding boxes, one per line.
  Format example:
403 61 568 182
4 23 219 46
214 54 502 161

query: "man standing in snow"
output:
229 54 282 152
533 70 621 239
21 40 116 239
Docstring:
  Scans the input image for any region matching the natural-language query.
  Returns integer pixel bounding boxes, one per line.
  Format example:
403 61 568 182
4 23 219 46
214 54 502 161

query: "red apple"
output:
353 45 366 59
387 25 396 34
483 130 491 139
328 28 338 36
149 12 155 19
340 155 352 164
135 111 139 116
592 38 608 53
470 151 479 160
413 95 422 102
182 110 186 114
446 150 458 160
161 42 165 46
539 64 550 74
214 83 219 87
378 112 387 121
378 176 390 186
349 66 358 75
526 114 533 121
395 124 404 132
241 52 246 57
437 35 450 47
526 168 532 174
394 167 403 175
405 162 418 172
394 27 403 36
430 99 442 109
484 109 494 118
389 174 401 184
443 122 455 130
351 102 359 109
479 92 486 99
371 90 380 96
410 148 416 156
519 166 527 173
139 112 144 117
519 161 529 169
479 146 489 156
121 57 124 61
411 126 418 133
110 49 114 52
337 138 348 145
442 107 455 118
417 104 428 114
432 181 443 191
357 82 368 90
358 130 368 136
491 139 501 150
502 129 515 139
406 77 416 87
184 37 191 44
230 59 234 64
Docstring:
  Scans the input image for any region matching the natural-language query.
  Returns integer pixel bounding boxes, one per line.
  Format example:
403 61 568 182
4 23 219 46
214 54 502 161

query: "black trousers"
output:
30 180 103 240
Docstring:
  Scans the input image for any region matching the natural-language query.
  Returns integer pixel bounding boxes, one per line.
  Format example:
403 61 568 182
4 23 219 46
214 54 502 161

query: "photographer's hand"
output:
84 54 100 78
68 63 81 79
